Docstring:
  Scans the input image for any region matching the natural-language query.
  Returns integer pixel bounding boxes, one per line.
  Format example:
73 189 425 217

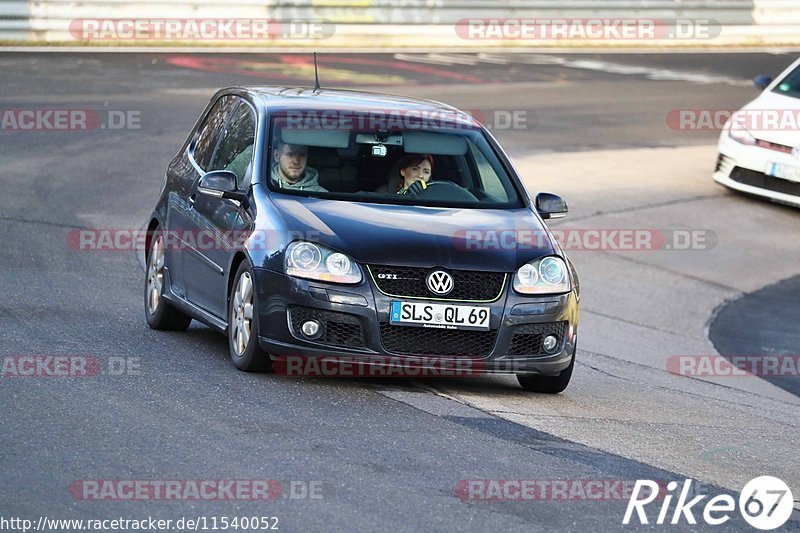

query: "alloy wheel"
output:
231 271 254 356
146 236 165 315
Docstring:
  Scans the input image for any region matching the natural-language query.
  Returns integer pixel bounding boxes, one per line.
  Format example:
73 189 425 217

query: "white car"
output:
714 57 800 208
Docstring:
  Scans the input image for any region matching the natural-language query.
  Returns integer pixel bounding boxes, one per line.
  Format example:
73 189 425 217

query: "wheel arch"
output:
227 251 251 309
144 216 160 263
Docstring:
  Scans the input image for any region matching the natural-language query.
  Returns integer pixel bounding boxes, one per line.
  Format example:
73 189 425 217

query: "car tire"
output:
516 354 574 394
144 232 192 331
228 261 273 372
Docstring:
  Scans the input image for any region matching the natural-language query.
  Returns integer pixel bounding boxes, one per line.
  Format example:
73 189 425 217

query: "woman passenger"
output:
396 154 434 195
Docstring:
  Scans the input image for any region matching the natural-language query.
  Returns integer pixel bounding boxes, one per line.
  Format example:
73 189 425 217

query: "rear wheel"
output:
144 232 192 331
516 354 574 394
228 261 272 372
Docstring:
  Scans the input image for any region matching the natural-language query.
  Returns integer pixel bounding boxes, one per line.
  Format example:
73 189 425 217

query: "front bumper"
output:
254 267 579 376
713 131 800 208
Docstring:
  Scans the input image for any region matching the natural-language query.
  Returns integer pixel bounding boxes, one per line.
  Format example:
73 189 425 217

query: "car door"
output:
184 96 256 318
163 142 197 300
171 95 236 315
162 99 234 300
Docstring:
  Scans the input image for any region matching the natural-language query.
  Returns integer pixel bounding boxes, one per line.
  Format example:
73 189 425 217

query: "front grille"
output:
379 323 497 357
730 166 800 197
289 306 366 348
369 265 505 302
508 322 568 356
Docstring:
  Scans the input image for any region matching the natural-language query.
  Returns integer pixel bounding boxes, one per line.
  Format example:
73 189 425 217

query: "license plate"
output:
390 301 490 331
766 162 800 182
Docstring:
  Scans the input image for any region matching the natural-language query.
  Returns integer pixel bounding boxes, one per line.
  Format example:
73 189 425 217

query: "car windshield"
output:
772 64 800 99
265 110 524 208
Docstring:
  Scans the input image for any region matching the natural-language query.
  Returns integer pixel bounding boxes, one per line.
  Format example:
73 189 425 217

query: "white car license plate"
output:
390 301 490 331
766 162 800 182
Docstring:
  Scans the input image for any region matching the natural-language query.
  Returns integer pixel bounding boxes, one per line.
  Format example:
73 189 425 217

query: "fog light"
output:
301 320 321 338
542 335 559 353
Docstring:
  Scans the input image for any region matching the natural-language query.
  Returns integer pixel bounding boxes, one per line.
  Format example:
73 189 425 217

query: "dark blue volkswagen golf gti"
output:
144 86 580 393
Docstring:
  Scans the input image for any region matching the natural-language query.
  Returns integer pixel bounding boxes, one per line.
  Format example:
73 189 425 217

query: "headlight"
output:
727 114 756 146
285 242 362 284
513 256 571 295
289 242 321 270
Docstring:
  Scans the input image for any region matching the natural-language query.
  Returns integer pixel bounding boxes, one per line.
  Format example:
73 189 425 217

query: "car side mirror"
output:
754 75 773 90
198 170 248 205
535 192 568 219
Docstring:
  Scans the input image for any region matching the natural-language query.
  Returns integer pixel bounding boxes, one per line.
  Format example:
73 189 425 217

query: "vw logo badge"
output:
426 270 454 295
793 146 800 159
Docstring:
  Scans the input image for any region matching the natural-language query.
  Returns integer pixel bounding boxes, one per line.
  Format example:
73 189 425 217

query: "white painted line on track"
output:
392 52 757 86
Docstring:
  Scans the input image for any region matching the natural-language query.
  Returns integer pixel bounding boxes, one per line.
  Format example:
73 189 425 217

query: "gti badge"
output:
426 270 454 296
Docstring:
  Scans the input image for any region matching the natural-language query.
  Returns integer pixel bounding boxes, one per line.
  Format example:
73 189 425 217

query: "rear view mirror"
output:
535 192 568 219
199 170 237 193
198 170 248 205
754 75 773 90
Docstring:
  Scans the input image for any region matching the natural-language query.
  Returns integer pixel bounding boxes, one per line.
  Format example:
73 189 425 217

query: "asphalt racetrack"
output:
1 51 799 531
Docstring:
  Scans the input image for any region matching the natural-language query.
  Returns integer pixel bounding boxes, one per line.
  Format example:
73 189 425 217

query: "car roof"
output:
230 86 475 119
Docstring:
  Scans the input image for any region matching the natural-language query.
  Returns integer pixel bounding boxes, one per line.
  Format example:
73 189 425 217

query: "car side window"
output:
192 95 237 171
214 102 256 188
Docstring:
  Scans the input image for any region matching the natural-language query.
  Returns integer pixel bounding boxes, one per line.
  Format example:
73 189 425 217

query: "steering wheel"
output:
415 181 478 202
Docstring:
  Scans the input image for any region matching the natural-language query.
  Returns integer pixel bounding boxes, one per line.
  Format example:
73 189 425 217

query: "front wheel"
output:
228 261 272 372
516 354 574 394
144 232 192 331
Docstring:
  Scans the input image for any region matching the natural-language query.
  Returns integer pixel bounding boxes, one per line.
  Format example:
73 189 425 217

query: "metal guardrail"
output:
1 0 799 45
0 1 29 37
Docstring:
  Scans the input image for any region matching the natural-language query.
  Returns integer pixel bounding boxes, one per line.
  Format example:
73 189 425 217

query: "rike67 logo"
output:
624 476 795 530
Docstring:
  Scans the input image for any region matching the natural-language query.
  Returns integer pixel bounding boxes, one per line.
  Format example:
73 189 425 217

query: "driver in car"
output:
272 142 328 192
396 153 434 195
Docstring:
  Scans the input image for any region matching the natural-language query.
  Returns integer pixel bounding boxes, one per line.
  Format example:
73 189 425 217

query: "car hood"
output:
271 195 556 272
741 90 800 147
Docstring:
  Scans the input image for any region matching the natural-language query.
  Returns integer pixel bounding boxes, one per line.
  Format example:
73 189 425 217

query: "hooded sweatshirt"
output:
271 164 327 192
